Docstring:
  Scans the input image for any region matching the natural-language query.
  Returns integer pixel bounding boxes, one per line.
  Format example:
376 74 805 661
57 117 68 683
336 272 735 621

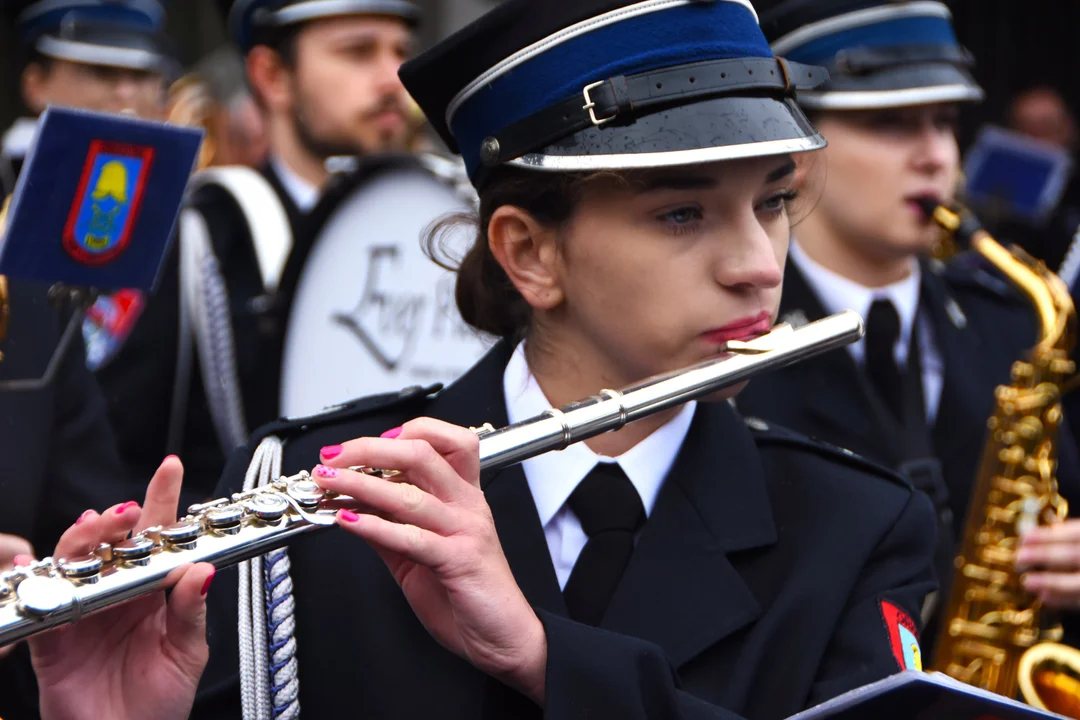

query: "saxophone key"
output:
962 563 1010 585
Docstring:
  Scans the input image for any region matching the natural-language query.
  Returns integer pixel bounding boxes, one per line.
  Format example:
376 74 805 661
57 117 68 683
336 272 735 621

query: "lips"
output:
905 193 943 221
702 312 772 344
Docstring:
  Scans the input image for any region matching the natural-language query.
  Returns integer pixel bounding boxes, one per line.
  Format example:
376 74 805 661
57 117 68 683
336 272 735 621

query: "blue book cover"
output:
788 671 1066 720
963 125 1073 226
0 106 203 291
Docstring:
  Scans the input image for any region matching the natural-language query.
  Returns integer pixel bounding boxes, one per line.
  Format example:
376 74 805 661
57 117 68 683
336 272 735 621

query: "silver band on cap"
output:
256 0 418 27
797 84 984 110
771 1 952 56
507 134 826 174
36 34 164 71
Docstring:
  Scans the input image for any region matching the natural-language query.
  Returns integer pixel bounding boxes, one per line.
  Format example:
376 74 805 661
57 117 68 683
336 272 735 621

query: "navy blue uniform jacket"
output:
192 342 938 720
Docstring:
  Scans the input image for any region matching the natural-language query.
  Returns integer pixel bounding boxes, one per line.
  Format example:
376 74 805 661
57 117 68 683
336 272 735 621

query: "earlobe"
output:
246 48 290 110
21 66 47 114
488 206 564 311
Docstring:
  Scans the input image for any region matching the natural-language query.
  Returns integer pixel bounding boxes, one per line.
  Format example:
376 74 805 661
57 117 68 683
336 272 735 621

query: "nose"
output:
109 76 142 112
375 50 406 97
713 212 784 292
911 122 957 178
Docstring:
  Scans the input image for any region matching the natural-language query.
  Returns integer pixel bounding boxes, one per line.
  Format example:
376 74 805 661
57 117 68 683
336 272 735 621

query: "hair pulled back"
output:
425 166 587 343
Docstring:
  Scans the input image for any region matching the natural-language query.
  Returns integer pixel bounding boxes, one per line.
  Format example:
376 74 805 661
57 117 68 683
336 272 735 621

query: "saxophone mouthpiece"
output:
913 197 941 221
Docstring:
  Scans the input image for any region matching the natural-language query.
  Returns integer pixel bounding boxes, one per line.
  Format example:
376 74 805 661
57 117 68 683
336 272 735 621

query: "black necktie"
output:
562 463 645 626
866 298 905 422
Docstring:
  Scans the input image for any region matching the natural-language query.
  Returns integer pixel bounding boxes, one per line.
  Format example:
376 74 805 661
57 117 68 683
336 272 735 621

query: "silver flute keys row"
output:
0 310 863 647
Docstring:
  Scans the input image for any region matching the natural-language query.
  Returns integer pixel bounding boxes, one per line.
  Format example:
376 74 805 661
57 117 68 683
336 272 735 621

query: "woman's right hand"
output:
28 456 215 720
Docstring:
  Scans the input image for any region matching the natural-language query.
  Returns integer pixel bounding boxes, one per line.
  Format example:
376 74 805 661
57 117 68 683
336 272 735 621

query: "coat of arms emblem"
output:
63 140 154 265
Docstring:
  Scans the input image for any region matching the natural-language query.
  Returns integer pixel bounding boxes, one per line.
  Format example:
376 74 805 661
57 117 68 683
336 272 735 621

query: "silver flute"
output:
0 310 862 646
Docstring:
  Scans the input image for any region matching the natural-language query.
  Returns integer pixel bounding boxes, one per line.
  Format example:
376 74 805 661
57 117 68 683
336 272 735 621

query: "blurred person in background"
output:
740 0 1080 661
91 0 424 509
0 2 165 713
992 85 1080 272
1 0 174 195
189 44 269 169
1010 86 1078 151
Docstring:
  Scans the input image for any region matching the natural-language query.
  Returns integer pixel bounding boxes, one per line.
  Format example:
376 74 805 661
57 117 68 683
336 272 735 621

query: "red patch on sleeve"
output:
880 600 921 671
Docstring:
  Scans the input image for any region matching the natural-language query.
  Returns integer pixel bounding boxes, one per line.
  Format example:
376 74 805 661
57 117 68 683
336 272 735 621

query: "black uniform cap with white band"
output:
760 0 984 111
16 0 175 75
229 0 421 54
398 0 829 188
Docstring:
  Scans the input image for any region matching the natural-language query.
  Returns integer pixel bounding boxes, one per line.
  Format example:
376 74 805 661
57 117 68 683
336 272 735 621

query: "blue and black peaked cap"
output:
228 0 421 54
399 0 830 188
16 0 175 75
761 0 984 110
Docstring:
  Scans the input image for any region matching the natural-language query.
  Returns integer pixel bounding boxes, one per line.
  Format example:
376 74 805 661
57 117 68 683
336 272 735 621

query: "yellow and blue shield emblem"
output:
63 140 154 265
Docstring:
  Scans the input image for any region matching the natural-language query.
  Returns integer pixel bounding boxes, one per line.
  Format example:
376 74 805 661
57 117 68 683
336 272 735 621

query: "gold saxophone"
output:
923 201 1080 717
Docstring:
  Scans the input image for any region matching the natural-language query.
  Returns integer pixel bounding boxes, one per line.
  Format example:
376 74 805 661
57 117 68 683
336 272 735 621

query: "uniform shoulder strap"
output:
249 383 444 446
188 166 293 294
743 415 914 491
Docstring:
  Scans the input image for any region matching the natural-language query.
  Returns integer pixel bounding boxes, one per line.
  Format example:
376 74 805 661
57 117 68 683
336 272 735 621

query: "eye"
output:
934 111 960 133
759 189 798 216
657 206 703 235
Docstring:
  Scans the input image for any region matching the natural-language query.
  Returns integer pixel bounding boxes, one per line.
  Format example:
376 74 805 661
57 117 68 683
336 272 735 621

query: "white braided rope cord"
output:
265 548 300 718
1058 225 1080 293
239 437 294 720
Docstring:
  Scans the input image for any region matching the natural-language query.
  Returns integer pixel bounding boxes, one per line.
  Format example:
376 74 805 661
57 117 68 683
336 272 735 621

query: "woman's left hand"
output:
1017 520 1080 608
313 419 547 703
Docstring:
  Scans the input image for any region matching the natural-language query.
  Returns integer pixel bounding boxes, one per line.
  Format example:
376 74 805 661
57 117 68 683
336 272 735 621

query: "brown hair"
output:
425 166 593 342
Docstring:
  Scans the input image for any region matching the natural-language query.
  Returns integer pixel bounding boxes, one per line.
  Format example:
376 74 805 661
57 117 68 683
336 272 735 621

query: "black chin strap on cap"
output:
832 43 974 76
480 56 828 168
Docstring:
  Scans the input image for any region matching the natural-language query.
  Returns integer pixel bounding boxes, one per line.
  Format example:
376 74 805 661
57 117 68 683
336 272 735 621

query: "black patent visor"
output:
508 95 824 174
799 63 983 110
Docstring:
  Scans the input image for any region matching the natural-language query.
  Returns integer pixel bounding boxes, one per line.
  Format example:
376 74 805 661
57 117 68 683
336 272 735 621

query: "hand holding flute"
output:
28 457 214 720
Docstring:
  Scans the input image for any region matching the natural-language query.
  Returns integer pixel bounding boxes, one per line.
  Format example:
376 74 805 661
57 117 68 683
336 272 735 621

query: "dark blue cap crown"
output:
400 0 829 186
16 0 173 73
761 0 983 109
228 0 420 53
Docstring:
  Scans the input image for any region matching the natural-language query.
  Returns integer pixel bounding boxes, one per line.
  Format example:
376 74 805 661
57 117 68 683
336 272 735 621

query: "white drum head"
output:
280 165 494 417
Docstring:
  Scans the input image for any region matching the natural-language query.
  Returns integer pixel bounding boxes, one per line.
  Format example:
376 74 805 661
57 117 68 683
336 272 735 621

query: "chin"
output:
882 226 938 257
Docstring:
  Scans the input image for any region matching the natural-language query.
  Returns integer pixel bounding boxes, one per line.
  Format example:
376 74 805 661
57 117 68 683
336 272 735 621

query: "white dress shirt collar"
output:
789 239 921 366
1 118 38 161
502 342 696 527
269 153 320 212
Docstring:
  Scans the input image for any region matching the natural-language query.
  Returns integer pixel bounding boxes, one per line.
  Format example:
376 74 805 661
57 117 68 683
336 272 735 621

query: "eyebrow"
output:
766 160 797 183
634 159 798 194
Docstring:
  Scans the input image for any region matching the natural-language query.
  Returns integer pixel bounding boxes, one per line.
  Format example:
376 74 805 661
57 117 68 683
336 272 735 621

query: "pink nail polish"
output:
314 465 338 478
321 445 343 460
115 501 136 515
201 570 216 596
381 426 403 439
75 510 93 525
339 510 359 523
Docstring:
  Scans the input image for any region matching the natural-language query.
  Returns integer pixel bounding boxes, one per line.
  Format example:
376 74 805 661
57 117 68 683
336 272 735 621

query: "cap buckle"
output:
582 81 617 126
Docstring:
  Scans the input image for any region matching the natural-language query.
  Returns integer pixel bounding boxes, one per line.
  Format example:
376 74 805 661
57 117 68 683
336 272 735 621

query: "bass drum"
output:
279 154 494 418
